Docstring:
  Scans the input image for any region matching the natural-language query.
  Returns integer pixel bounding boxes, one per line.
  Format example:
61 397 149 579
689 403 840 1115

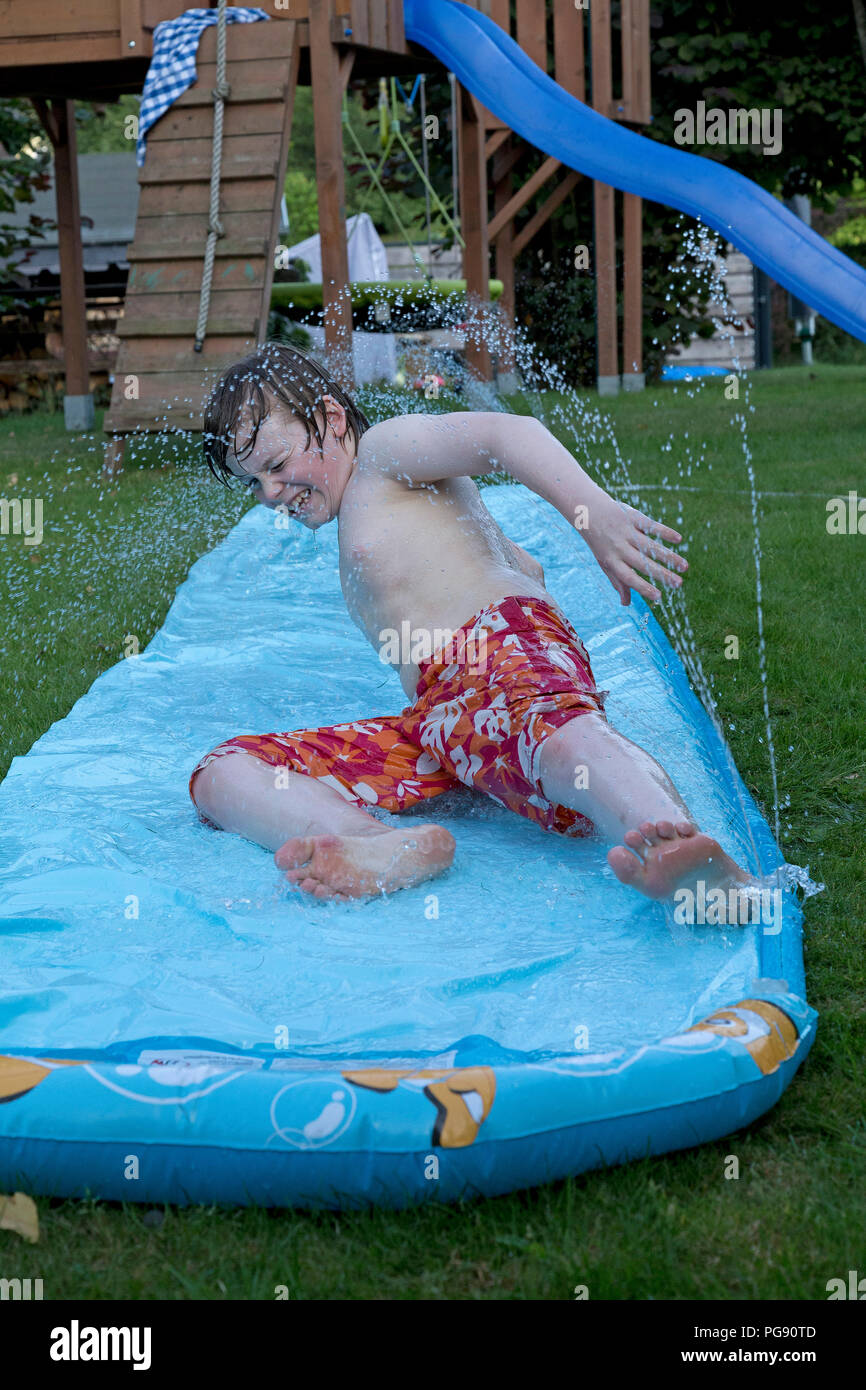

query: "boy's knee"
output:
550 710 608 749
190 748 258 810
574 709 610 737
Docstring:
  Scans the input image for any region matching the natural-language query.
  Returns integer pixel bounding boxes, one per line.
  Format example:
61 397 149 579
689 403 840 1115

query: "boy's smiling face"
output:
229 394 356 529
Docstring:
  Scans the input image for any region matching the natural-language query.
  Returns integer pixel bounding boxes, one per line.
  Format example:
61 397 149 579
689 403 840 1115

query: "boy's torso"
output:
337 464 552 698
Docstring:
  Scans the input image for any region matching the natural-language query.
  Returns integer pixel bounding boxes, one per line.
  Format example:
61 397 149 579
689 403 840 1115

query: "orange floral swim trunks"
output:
189 595 608 836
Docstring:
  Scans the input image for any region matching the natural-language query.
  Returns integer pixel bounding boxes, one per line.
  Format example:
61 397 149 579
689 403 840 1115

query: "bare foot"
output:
607 819 755 902
274 823 455 900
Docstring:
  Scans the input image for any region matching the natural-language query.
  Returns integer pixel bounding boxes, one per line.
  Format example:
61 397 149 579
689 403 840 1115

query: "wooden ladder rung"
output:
139 157 279 184
173 82 288 108
128 237 270 261
104 16 300 441
116 317 260 339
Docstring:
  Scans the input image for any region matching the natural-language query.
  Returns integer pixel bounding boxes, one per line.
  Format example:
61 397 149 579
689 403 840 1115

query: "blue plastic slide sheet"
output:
0 485 815 1206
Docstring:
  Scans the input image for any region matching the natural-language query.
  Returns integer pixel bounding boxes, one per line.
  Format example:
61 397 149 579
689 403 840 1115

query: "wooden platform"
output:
1 0 653 450
103 19 300 435
0 1 418 99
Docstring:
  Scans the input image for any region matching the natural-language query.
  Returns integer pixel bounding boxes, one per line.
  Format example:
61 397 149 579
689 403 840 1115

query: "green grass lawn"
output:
0 365 864 1299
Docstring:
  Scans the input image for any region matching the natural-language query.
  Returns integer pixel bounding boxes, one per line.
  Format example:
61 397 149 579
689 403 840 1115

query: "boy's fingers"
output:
634 512 682 543
608 569 631 605
625 566 661 603
633 537 688 571
629 549 685 587
625 543 680 582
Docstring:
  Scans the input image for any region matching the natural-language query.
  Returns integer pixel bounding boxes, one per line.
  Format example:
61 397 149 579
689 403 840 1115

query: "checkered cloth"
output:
137 7 269 166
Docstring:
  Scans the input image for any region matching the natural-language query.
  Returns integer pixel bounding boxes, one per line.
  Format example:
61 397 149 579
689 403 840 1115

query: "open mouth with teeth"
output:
286 486 312 516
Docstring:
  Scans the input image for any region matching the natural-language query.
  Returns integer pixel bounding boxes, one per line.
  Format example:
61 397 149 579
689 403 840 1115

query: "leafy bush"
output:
74 97 140 155
515 190 718 387
266 312 312 350
0 100 54 314
282 168 319 243
271 278 503 333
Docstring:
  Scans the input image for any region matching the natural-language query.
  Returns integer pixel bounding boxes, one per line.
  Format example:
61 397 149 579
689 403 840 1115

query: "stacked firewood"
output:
0 304 119 413
0 360 114 414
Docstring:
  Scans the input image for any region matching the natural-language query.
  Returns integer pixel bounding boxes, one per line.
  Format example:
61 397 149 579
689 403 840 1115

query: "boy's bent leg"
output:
192 750 390 849
537 713 756 901
191 750 455 900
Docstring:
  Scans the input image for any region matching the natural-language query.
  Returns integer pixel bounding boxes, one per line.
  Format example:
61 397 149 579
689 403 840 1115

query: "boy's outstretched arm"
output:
360 411 688 606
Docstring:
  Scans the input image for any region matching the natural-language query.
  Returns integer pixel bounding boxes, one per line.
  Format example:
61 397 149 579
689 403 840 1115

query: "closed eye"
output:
244 458 289 490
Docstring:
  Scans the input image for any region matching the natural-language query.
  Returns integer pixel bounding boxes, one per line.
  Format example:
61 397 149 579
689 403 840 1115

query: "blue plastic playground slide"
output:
404 0 866 343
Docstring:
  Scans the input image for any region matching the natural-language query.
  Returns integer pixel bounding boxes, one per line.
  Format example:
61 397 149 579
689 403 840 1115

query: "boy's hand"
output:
579 495 687 606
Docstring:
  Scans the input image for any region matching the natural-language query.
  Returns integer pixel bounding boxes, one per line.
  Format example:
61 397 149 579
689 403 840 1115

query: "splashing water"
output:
1 217 823 903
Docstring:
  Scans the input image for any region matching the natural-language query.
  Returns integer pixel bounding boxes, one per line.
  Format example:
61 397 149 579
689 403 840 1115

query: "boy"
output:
190 344 755 904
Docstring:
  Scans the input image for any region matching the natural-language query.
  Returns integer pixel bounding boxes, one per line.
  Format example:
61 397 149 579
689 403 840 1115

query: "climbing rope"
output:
387 79 463 249
395 75 422 113
343 78 464 280
194 0 230 352
342 93 423 270
351 79 404 223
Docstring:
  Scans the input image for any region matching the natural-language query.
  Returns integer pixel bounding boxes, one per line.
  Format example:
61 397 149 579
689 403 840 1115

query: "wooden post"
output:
621 0 649 391
590 0 619 395
489 0 510 31
119 0 144 59
592 182 618 394
490 0 515 390
553 0 586 100
458 87 492 381
492 141 517 391
622 192 644 389
621 0 651 124
309 0 353 386
515 0 547 70
38 99 94 429
103 437 126 479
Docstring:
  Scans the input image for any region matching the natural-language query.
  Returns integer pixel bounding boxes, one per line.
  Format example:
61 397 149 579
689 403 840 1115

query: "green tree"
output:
283 168 319 242
74 97 140 155
647 0 866 201
0 100 54 312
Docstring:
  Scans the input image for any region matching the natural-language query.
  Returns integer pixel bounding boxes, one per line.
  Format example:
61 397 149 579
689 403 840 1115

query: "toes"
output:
608 845 644 886
626 820 695 849
283 867 309 884
275 836 314 870
280 825 452 901
424 826 457 860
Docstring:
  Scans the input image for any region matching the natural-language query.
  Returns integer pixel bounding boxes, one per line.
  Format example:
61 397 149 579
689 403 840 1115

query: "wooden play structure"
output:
457 0 651 394
0 0 651 468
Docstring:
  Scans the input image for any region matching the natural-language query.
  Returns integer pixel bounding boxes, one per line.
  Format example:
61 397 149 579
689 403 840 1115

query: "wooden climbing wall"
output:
104 18 299 437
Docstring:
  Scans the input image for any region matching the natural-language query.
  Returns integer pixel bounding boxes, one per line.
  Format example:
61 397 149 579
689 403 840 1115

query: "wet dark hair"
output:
202 341 371 487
